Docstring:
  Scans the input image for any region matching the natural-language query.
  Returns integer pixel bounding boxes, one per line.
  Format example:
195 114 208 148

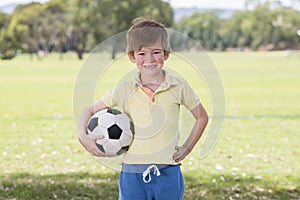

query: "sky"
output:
0 0 48 7
166 0 297 9
166 0 246 9
0 0 297 10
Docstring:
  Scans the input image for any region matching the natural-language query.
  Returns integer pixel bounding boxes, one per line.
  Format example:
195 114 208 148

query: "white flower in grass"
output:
215 164 224 170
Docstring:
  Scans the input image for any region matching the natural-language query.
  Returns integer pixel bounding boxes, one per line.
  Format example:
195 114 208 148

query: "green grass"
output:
0 51 300 199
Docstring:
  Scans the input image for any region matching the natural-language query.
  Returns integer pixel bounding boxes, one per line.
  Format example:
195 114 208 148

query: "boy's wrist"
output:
182 145 192 154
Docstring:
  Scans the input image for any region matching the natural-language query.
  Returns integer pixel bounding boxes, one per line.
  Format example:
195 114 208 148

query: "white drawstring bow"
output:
142 165 161 183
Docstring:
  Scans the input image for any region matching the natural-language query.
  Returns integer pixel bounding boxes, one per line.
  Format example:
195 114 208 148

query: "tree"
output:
176 11 221 50
6 3 44 54
0 0 173 60
4 1 69 58
0 12 17 59
38 0 69 53
68 0 174 59
67 0 94 60
0 12 10 30
220 11 253 49
270 7 300 49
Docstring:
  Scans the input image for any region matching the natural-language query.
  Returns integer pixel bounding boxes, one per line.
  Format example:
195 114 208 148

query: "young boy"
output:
77 17 208 200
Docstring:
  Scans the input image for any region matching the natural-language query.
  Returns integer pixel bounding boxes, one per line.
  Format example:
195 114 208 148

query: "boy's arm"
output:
77 100 107 157
173 103 209 162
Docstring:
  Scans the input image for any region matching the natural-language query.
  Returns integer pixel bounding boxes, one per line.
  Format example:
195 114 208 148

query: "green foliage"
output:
0 11 10 29
176 11 221 50
0 11 17 59
0 0 173 60
1 0 300 59
3 1 68 56
66 0 174 59
177 3 300 50
6 3 43 52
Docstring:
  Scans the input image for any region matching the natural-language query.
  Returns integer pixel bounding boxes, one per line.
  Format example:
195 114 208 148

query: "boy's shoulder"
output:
114 79 135 90
115 79 132 86
165 70 189 86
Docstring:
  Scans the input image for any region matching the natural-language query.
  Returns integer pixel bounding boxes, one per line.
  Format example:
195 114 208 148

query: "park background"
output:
0 0 300 199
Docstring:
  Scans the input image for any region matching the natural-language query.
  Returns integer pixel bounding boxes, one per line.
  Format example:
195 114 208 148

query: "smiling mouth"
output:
143 65 157 69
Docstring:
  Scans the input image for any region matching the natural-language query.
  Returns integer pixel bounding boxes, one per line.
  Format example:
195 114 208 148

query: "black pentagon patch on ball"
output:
116 146 129 155
130 121 135 135
87 117 98 132
96 143 105 153
107 108 122 115
108 124 122 139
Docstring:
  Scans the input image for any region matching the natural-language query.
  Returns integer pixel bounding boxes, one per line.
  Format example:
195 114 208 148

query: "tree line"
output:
176 2 300 51
0 0 299 60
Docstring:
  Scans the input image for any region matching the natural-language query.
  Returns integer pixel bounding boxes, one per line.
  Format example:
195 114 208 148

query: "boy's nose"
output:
145 53 155 62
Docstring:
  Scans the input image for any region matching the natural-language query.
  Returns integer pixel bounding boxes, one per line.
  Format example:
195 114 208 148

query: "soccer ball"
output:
86 108 134 157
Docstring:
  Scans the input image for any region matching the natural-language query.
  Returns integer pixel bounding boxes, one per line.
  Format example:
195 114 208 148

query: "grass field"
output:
0 51 299 199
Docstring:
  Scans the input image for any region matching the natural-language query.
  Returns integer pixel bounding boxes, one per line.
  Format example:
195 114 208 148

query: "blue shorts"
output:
118 164 184 200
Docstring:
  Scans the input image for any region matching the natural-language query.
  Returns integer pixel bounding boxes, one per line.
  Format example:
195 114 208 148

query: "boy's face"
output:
128 45 170 77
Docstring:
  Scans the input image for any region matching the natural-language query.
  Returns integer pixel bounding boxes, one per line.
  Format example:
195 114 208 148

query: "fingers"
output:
173 154 183 162
173 146 188 162
79 134 105 157
89 135 106 156
89 134 105 140
173 147 182 162
88 142 105 157
90 148 105 157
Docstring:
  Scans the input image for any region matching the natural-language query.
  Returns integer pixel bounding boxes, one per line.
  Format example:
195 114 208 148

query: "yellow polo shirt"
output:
101 70 200 164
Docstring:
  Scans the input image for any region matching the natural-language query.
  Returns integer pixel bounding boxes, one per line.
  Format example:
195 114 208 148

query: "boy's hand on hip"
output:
173 145 189 162
78 134 105 157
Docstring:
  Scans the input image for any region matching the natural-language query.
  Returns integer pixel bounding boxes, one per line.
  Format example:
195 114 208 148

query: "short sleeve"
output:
101 88 116 108
100 80 131 109
181 82 200 111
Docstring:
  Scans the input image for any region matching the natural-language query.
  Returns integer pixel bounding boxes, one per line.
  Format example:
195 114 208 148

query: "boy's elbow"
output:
203 113 209 125
201 109 209 125
81 105 94 116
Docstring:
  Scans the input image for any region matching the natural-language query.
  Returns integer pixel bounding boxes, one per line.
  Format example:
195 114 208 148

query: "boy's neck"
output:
140 72 165 91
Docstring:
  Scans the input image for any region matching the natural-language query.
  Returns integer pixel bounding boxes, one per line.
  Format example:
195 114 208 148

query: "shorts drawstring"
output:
142 165 161 183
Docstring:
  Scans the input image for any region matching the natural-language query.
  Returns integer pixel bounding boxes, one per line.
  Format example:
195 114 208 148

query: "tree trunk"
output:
76 49 83 60
111 44 116 59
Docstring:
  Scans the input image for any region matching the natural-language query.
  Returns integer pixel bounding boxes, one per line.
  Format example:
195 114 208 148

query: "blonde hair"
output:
126 17 170 54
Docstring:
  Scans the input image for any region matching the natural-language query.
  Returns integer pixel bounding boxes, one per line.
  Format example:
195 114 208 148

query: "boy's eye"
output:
153 51 162 54
137 52 145 56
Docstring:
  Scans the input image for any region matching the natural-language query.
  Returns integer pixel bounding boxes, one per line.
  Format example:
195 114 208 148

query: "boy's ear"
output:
128 52 136 63
164 50 170 60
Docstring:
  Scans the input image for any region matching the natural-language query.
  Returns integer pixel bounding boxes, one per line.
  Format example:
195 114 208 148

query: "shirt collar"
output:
133 70 180 89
